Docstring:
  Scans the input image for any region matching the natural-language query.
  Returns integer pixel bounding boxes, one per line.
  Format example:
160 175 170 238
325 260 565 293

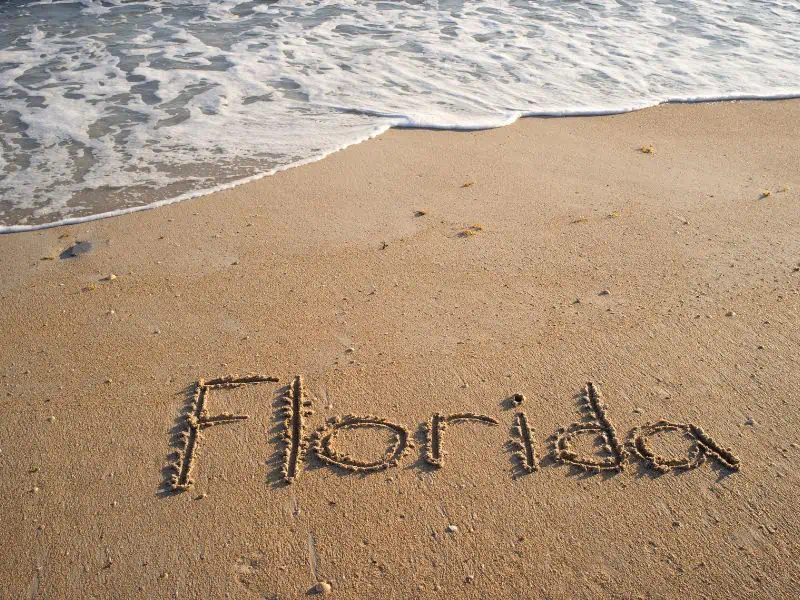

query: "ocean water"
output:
1 0 798 232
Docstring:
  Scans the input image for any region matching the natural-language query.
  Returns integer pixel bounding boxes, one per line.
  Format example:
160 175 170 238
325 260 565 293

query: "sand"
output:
1 100 799 599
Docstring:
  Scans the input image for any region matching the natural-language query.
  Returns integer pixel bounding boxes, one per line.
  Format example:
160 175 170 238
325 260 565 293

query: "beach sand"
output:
1 100 799 599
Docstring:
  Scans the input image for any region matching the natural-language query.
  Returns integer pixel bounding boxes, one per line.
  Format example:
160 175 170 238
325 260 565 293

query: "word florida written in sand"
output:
167 376 741 491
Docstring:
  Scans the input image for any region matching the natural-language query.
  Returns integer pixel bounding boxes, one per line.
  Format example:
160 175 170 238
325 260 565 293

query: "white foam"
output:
1 0 799 231
0 121 394 233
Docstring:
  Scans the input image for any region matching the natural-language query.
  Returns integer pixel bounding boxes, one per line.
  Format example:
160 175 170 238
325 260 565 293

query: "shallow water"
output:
1 0 799 231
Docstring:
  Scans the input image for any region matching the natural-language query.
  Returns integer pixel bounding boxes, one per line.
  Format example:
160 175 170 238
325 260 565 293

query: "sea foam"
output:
1 0 799 231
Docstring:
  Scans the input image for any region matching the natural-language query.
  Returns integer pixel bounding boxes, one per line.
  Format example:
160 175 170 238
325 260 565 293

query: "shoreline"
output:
1 99 798 598
3 94 800 234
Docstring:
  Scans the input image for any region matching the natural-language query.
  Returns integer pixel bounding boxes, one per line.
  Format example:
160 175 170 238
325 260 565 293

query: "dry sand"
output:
1 100 799 599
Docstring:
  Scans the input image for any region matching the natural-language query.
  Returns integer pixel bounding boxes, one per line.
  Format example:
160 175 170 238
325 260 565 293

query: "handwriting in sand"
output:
168 376 740 491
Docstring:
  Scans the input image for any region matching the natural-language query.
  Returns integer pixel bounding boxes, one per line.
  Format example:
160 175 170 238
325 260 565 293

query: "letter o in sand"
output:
312 415 411 473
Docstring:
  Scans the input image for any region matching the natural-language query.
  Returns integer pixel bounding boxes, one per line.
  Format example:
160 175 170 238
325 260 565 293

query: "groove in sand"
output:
511 411 539 474
281 375 313 484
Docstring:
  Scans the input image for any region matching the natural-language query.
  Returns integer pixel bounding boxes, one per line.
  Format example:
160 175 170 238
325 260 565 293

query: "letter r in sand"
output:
423 412 500 468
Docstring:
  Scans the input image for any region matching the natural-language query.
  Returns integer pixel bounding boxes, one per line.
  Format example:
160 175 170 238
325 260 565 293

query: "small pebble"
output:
511 393 525 406
312 581 332 595
345 347 355 353
62 240 93 259
47 416 56 423
447 524 459 533
725 311 736 317
106 273 117 281
464 575 474 584
599 289 610 296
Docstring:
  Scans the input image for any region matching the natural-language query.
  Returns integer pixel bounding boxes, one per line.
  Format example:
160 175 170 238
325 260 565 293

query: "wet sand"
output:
1 100 799 599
